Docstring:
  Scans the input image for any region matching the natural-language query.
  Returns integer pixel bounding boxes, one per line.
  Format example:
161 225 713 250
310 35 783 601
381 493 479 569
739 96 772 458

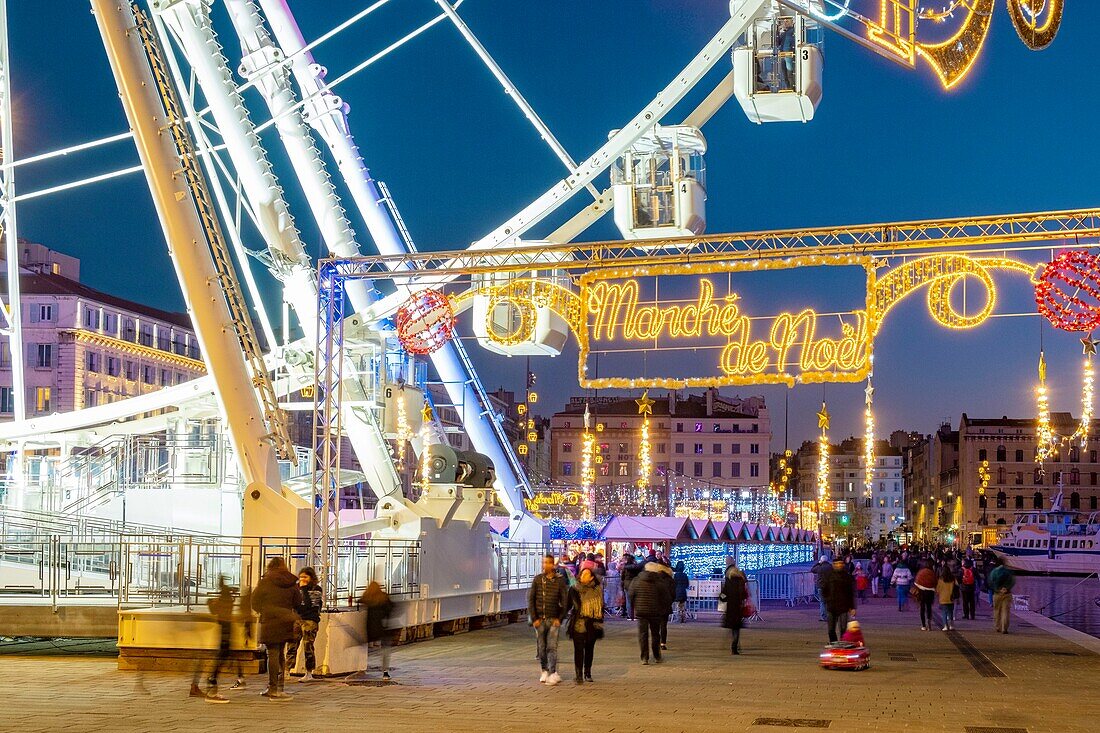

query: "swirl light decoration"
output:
395 289 456 355
1007 0 1064 50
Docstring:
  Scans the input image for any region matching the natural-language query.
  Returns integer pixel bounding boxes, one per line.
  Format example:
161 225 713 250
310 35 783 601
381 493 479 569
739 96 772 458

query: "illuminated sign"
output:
524 490 586 518
460 254 1035 389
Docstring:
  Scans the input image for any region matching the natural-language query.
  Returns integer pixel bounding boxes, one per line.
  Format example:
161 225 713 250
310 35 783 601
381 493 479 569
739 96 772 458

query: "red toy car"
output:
819 642 870 671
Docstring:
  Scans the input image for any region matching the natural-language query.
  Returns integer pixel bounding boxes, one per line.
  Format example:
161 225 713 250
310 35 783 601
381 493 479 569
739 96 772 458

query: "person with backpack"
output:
960 560 977 620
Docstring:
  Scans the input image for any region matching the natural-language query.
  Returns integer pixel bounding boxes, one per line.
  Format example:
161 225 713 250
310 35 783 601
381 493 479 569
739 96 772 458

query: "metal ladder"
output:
132 7 295 462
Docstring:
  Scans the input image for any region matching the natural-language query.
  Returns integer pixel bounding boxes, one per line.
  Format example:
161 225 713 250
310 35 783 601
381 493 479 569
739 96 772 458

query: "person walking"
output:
879 558 894 601
672 561 690 623
286 567 323 683
821 558 855 643
250 557 302 701
621 554 641 620
854 563 869 602
890 561 912 611
361 581 396 680
869 556 881 598
960 560 977 620
189 577 235 703
719 561 748 655
810 555 831 622
628 561 670 665
656 562 675 651
988 559 1016 634
528 554 570 685
936 565 958 631
914 563 937 631
567 566 604 684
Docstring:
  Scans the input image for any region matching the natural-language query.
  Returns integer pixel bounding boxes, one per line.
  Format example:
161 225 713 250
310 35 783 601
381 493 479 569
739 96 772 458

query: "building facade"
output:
549 389 771 514
0 242 204 420
907 413 1100 545
792 437 905 541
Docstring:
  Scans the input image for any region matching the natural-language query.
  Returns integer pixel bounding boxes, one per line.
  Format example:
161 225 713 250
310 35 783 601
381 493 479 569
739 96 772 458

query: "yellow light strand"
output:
1035 352 1057 466
817 401 830 504
395 388 410 472
581 403 595 521
1074 353 1094 447
419 401 434 489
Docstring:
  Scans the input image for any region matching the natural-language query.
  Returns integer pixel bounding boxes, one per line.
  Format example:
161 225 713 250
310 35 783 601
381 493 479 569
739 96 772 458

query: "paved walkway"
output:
10 594 1100 733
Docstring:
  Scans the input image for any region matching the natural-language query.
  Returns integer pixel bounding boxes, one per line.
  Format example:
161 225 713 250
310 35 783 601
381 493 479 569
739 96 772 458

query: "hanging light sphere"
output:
1035 250 1100 332
395 289 456 355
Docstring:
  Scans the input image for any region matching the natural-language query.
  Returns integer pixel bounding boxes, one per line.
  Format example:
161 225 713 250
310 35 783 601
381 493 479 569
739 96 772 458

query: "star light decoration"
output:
635 390 654 490
1035 351 1057 468
816 401 830 506
1073 335 1097 447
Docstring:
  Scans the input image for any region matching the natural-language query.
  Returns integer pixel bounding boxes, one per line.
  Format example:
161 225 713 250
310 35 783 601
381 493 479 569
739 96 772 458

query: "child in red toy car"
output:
840 620 864 646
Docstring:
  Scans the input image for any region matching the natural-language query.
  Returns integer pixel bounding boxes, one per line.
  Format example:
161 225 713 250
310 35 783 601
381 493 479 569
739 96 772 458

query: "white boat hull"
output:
989 547 1100 575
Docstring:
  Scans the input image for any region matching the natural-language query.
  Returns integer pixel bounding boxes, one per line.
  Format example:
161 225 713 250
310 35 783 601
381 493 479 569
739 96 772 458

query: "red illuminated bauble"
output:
1035 250 1100 332
395 289 456 355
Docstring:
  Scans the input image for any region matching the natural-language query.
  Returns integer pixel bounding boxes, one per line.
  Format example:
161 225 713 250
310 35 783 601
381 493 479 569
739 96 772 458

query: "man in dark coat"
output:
250 557 302 700
672 562 690 623
620 554 641 619
527 554 570 685
656 563 675 650
628 562 671 664
821 558 856 643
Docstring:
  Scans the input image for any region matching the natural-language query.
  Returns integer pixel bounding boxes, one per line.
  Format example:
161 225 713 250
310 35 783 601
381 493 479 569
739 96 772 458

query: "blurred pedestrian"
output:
719 560 748 655
251 557 301 701
988 559 1016 634
629 561 670 665
936 565 958 631
810 555 830 621
656 562 675 651
960 560 977 620
822 558 855 643
189 577 235 703
361 581 396 680
567 566 604 684
914 563 937 631
286 567 323 682
621 554 641 620
528 554 569 685
672 561 690 623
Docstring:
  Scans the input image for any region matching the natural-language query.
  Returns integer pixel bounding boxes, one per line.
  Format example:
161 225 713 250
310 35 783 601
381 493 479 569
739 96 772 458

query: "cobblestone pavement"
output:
11 595 1099 733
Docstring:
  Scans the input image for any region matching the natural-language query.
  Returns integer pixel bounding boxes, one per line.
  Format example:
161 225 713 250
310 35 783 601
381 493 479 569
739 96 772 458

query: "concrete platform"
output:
10 594 1100 733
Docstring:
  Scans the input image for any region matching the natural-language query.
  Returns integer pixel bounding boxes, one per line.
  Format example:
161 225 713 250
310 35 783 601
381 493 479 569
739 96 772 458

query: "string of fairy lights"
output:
863 354 875 498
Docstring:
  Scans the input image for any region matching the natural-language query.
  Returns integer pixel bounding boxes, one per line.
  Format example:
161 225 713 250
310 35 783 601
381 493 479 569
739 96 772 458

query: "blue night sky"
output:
9 2 1099 447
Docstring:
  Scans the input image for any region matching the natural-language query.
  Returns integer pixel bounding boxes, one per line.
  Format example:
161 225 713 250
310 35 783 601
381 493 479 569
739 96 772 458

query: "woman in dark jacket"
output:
285 566 323 682
567 567 604 684
250 557 302 700
719 565 748 655
361 581 395 680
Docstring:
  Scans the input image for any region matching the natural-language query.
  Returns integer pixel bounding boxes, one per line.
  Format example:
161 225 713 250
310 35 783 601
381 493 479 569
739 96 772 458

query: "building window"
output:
996 445 1006 462
750 462 759 478
86 352 100 373
732 444 741 455
712 462 722 477
83 307 100 330
1070 492 1081 510
561 462 573 476
1015 449 1024 462
125 361 137 381
34 386 50 413
878 482 885 492
1092 450 1098 463
878 498 886 507
142 366 155 384
693 462 703 477
160 369 171 386
157 332 171 351
139 325 153 347
1034 469 1043 485
694 443 703 454
1092 472 1098 486
106 357 121 377
893 497 902 507
122 319 135 341
0 387 12 413
750 443 760 454
674 443 684 454
1092 496 1099 510
33 304 54 322
187 344 200 360
85 389 98 408
997 467 1005 484
675 461 684 474
562 443 572 453
656 443 666 454
1014 495 1024 509
1071 468 1081 485
618 443 628 453
996 491 1006 509
979 495 987 509
1070 446 1081 463
675 422 683 433
103 313 116 333
1033 492 1043 509
617 462 629 477
173 338 186 356
694 422 703 433
713 444 722 454
1015 471 1023 485
978 449 987 461
731 462 741 478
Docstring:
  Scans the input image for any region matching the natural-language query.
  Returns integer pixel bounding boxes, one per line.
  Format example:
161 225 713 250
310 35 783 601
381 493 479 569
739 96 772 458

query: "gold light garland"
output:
635 390 654 490
817 402 831 504
1035 351 1057 466
1073 336 1097 447
419 401 434 488
394 386 410 472
863 358 876 497
581 403 596 521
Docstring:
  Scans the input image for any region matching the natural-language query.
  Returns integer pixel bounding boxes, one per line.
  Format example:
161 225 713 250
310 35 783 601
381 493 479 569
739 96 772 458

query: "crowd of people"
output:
809 545 1017 638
